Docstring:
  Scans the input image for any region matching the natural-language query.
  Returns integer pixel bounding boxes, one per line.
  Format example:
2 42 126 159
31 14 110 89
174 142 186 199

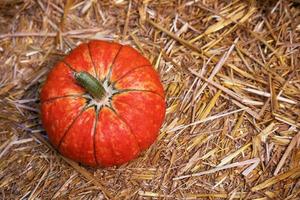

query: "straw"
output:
1 0 299 199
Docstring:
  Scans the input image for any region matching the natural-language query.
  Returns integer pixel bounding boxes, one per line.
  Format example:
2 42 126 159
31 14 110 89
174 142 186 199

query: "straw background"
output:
0 0 300 199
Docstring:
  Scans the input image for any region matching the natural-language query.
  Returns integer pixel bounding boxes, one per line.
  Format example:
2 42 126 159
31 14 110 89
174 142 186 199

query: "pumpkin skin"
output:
40 40 166 167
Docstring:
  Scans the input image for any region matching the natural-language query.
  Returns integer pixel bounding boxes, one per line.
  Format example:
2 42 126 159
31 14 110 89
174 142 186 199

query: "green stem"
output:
74 71 106 100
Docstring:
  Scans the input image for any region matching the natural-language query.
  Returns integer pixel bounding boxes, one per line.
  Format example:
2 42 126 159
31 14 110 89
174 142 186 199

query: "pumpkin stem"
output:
74 71 106 100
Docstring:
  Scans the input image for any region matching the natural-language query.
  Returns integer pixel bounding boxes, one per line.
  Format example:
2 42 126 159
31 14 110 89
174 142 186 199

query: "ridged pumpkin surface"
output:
40 40 166 167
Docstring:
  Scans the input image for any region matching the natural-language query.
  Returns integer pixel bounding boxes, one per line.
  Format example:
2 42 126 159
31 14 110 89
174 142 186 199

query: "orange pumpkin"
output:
40 40 166 167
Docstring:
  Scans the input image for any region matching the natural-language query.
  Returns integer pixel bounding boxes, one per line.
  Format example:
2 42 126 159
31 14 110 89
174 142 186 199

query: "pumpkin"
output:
40 40 166 167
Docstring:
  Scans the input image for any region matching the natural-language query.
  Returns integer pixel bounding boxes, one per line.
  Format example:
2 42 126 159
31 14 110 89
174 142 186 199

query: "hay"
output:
0 0 300 199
